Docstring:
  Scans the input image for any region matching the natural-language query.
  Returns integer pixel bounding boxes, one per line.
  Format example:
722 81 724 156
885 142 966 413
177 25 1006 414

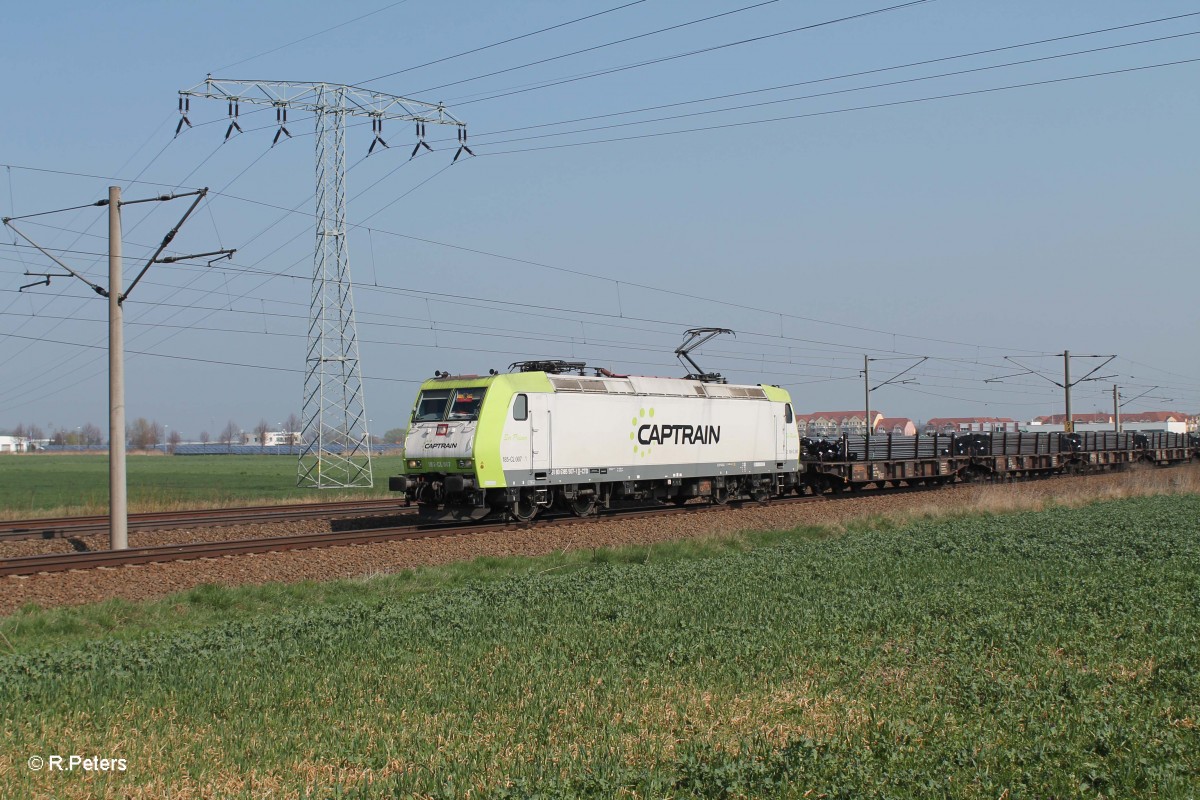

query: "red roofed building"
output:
1121 411 1192 425
875 417 917 436
795 411 885 437
924 417 1019 435
1031 410 1196 434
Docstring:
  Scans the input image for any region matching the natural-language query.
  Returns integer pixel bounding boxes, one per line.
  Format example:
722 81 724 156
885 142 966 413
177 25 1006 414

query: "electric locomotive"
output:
390 359 801 522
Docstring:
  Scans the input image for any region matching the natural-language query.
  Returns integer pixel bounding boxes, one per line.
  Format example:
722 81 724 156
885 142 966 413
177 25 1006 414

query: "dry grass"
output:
5 488 1198 799
5 492 386 521
972 465 1200 509
890 464 1200 525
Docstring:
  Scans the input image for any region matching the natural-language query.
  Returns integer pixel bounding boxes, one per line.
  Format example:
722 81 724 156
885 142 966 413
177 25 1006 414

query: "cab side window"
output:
785 403 794 424
513 394 528 421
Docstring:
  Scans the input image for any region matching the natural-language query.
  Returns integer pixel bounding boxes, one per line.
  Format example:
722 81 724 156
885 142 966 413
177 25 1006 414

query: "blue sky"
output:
1 0 1197 438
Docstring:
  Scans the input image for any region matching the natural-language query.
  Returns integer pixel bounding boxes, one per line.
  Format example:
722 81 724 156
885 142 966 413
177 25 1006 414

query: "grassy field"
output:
0 454 407 518
1 495 1197 798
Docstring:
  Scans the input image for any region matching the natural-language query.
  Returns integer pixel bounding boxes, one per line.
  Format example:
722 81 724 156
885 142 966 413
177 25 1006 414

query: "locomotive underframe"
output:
399 471 798 522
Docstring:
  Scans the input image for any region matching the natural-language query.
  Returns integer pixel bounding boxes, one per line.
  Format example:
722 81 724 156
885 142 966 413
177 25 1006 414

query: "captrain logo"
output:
630 406 720 458
630 407 653 458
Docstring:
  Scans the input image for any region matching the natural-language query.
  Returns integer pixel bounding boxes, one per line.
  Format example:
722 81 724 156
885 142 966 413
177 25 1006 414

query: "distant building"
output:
249 431 305 446
1115 411 1195 434
924 417 1019 435
1029 411 1194 434
875 417 917 436
0 435 30 453
1029 413 1111 426
795 411 885 437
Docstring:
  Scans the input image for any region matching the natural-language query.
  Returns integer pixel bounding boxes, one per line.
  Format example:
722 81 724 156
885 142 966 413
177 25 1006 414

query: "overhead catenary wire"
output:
1 304 1130 417
6 11 1196 422
0 121 313 406
0 115 189 375
0 318 1083 411
0 148 426 409
206 184 1060 355
2 248 1060 388
7 257 1190 410
0 140 255 369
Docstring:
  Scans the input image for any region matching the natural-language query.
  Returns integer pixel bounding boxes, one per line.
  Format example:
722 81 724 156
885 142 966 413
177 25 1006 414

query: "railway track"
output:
2 464 1181 580
0 498 414 543
0 495 833 578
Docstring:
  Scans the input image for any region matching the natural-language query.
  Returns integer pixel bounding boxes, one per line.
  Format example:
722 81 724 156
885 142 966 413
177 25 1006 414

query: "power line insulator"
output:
174 96 192 137
409 120 433 159
224 99 243 141
452 127 475 163
272 105 292 147
367 116 389 156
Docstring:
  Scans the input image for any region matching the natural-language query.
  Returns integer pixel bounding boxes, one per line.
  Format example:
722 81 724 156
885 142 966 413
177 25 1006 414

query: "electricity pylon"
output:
178 77 471 488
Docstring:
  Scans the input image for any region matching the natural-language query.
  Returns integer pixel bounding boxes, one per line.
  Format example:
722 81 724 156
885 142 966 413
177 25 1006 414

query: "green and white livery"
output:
391 366 800 521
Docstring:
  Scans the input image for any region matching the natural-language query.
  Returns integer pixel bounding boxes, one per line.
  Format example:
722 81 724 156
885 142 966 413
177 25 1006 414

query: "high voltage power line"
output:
452 31 1200 148
4 3 1195 424
442 9 1200 107
355 0 652 84
450 11 1200 132
466 57 1200 156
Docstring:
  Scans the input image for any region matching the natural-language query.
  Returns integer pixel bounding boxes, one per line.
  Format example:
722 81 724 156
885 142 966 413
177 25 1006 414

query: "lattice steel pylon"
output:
179 77 470 487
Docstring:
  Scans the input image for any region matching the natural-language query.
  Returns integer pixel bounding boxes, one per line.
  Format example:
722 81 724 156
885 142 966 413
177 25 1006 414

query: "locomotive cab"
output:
392 370 560 522
393 380 493 520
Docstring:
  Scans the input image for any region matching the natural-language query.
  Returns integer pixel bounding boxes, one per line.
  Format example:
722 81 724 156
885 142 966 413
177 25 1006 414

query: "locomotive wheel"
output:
569 494 597 517
510 491 539 523
710 486 729 506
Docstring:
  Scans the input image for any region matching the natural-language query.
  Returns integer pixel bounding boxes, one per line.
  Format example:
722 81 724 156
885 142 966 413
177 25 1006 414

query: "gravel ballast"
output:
1 467 1195 614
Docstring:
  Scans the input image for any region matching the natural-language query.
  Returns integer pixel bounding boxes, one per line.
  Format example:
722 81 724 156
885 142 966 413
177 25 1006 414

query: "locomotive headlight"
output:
406 459 421 469
456 458 473 469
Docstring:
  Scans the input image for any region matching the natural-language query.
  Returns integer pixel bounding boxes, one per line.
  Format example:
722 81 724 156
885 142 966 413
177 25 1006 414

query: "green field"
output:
2 495 1198 798
0 454 407 518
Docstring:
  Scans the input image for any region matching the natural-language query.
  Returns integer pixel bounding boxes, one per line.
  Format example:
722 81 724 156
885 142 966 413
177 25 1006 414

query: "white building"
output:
0 435 30 453
924 417 1020 435
249 431 304 446
1026 411 1194 434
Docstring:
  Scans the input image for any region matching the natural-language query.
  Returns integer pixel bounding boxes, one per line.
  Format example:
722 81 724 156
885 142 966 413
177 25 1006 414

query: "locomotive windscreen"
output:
413 390 451 422
413 388 488 422
447 389 487 421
